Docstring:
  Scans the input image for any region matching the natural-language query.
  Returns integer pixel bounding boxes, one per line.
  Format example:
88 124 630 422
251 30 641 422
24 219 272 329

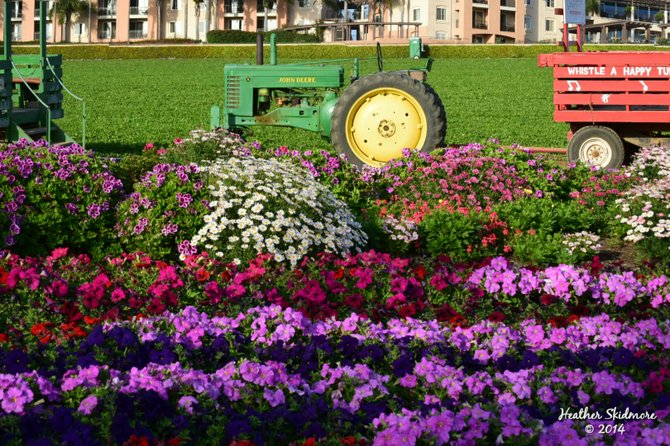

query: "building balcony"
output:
224 6 244 13
501 0 515 9
129 29 147 38
130 6 149 15
500 23 515 32
98 8 117 16
33 32 52 40
473 22 488 29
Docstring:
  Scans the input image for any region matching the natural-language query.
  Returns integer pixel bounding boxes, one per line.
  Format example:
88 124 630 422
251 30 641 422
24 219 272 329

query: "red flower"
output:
540 294 557 305
229 441 257 446
344 294 363 310
31 323 52 336
301 439 316 446
487 311 506 323
124 435 150 446
0 267 8 286
397 303 417 318
195 268 211 282
0 333 9 343
84 316 101 325
449 315 467 327
413 264 426 280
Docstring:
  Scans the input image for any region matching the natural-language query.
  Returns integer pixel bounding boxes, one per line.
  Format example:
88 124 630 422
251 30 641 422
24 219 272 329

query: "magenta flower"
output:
78 394 98 415
263 388 285 407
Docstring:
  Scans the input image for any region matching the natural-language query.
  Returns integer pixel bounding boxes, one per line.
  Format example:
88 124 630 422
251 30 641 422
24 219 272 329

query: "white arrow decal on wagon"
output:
640 80 649 92
567 80 581 91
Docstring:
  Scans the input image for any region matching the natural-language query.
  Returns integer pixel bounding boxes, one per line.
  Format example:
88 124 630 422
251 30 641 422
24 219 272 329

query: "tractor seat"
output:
12 78 41 86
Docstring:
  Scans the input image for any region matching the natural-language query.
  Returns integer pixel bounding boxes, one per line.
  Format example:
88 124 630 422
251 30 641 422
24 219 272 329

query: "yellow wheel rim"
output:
344 87 428 167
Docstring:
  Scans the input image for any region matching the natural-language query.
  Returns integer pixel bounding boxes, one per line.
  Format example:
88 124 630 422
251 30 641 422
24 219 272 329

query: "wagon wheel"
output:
331 72 446 167
568 126 625 170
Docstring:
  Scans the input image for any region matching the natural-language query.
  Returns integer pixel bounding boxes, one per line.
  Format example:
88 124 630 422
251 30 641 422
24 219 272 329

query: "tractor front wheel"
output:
331 72 446 167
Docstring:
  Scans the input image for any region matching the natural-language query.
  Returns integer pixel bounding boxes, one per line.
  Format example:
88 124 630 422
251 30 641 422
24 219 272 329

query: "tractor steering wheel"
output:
376 42 384 72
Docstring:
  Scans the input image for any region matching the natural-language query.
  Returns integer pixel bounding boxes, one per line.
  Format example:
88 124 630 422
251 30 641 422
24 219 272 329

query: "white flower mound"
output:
191 157 367 266
615 146 670 244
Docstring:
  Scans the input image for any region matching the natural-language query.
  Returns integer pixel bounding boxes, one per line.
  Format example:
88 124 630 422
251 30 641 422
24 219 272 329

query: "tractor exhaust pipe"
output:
256 33 263 65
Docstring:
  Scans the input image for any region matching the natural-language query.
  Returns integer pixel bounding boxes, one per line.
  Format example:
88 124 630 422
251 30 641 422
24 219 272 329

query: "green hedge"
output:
206 29 320 44
4 43 669 60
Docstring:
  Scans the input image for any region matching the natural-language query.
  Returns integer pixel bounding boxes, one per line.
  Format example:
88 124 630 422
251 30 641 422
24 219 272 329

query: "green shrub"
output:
495 197 599 234
0 141 123 259
160 128 261 164
207 30 320 44
116 163 212 260
6 43 660 61
108 151 161 193
509 230 601 266
419 211 508 262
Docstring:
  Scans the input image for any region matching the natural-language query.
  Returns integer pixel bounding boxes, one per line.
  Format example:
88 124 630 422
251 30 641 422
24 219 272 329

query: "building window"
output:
545 18 554 31
129 20 147 38
525 0 530 5
225 0 243 13
169 21 176 33
11 23 21 41
77 23 85 35
436 31 447 39
225 18 243 30
455 17 459 28
98 21 116 39
9 1 22 19
524 15 531 31
412 8 421 21
170 0 178 10
98 0 116 16
545 0 554 7
436 7 447 22
257 0 275 13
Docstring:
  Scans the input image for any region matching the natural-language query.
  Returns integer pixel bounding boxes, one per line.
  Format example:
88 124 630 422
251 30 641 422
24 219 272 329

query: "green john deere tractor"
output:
210 35 445 167
0 0 85 146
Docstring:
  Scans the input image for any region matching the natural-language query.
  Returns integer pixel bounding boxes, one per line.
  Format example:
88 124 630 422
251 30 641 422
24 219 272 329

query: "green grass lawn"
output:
59 57 569 155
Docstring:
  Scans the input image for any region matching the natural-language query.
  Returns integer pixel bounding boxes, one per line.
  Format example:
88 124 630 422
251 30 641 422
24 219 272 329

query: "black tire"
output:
568 126 625 170
331 72 446 167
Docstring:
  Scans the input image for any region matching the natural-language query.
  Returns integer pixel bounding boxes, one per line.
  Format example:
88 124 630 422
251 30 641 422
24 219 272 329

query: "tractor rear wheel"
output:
568 125 625 170
331 72 446 167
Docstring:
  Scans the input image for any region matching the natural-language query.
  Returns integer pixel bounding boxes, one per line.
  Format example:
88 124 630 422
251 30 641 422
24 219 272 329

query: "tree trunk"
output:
205 0 211 38
195 1 201 41
213 0 218 31
184 0 189 38
64 15 72 42
157 0 163 40
264 1 269 31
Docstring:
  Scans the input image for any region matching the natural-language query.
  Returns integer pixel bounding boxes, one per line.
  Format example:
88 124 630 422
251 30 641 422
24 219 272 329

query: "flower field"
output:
0 132 669 445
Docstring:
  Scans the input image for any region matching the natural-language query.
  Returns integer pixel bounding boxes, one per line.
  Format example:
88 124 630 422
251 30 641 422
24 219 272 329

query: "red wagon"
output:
538 51 670 169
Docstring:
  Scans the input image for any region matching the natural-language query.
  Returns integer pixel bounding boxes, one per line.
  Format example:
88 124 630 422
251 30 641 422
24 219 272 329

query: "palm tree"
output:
261 0 273 31
193 0 203 40
52 0 93 42
586 0 599 17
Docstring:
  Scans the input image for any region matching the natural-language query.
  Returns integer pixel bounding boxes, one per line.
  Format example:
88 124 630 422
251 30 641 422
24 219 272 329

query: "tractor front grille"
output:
226 75 241 109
